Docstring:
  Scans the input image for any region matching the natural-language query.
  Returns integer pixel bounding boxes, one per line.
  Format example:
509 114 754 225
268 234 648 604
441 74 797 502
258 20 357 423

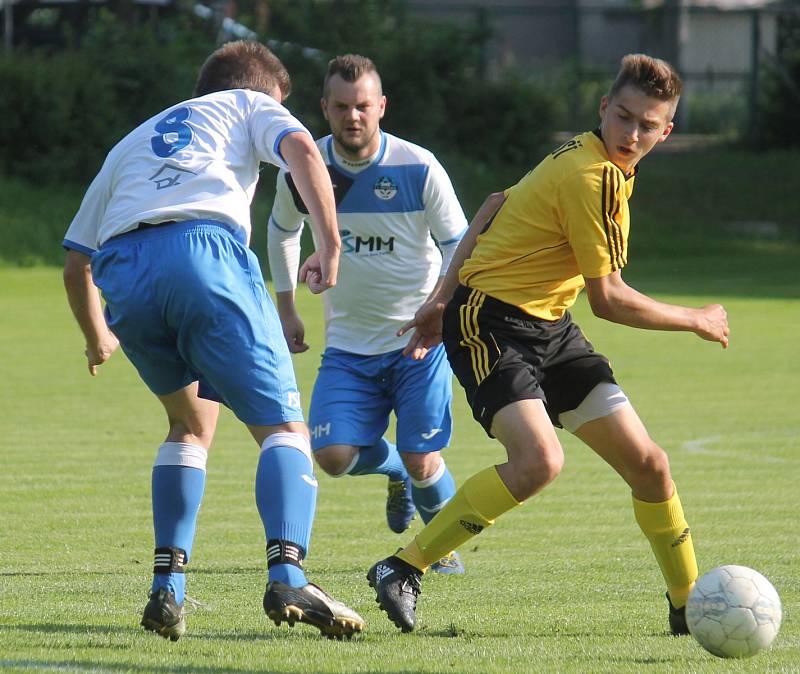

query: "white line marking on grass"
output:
682 436 723 454
682 435 794 463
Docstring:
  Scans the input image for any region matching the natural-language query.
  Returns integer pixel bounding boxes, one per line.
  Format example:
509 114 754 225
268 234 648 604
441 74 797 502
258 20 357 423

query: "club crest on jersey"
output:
373 176 398 200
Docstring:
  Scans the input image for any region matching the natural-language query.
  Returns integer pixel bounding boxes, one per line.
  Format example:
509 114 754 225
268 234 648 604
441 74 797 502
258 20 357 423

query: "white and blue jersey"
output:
63 90 310 425
268 131 467 452
268 131 468 355
63 89 307 253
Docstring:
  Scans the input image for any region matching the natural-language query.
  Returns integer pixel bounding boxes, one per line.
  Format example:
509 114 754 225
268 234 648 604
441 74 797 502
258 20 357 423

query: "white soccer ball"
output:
686 564 782 658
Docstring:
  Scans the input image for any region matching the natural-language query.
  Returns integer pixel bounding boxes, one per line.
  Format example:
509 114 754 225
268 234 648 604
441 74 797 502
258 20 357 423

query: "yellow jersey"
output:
460 130 635 320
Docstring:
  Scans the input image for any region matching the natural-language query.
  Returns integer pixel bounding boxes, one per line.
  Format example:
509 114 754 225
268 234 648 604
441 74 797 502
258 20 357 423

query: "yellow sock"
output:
397 466 521 572
633 482 698 607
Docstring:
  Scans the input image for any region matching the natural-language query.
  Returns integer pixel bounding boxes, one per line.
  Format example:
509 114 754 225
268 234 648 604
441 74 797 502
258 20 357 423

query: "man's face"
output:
321 73 386 159
598 84 675 174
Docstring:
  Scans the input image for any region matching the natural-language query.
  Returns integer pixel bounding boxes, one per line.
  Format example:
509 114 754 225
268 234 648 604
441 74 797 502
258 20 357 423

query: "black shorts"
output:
442 284 616 435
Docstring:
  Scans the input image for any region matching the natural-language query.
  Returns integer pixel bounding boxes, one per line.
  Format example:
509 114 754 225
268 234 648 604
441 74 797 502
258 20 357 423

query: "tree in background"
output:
0 8 215 182
761 9 800 149
256 0 553 167
0 0 554 183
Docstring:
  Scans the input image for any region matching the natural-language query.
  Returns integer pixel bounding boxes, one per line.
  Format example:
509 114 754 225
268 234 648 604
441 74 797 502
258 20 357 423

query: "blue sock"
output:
348 438 408 482
255 434 316 588
411 458 456 525
150 443 207 604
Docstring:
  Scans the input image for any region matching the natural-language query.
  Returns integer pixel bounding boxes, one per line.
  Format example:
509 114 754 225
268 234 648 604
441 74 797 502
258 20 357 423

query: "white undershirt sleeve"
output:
267 170 306 292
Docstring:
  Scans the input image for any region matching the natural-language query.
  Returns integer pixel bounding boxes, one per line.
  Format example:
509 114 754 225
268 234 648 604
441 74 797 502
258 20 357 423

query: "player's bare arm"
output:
399 192 507 358
584 271 729 348
274 289 309 353
279 131 341 292
63 249 119 375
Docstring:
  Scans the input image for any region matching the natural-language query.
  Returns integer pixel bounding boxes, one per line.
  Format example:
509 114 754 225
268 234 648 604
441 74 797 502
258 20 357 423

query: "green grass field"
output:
1 260 797 673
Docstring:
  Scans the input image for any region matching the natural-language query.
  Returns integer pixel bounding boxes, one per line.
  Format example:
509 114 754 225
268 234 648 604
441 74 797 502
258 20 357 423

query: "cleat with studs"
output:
263 580 365 639
140 588 186 641
367 555 422 632
666 592 690 635
386 478 416 534
430 550 465 575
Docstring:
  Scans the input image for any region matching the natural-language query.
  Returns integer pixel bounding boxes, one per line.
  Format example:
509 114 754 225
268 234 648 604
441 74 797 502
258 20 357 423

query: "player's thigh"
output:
157 381 220 448
446 330 548 439
173 230 305 428
308 350 392 451
392 344 453 454
490 398 564 500
91 235 195 396
573 403 672 495
491 398 563 470
442 286 547 436
539 317 617 421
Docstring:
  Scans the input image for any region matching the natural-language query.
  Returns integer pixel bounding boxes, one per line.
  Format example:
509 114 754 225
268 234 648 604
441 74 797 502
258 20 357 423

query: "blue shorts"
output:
308 344 452 454
91 220 304 426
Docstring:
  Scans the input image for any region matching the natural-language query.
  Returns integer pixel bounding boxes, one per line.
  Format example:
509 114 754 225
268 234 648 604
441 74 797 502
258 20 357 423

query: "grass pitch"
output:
0 262 797 674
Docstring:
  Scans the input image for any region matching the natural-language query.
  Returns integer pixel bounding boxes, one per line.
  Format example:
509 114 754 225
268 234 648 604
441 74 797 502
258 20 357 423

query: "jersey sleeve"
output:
267 169 306 292
249 96 312 171
422 156 468 247
62 168 112 254
560 164 628 278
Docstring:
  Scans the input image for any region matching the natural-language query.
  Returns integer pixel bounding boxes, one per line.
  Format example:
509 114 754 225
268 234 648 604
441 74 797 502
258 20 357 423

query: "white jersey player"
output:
62 41 364 641
268 54 468 574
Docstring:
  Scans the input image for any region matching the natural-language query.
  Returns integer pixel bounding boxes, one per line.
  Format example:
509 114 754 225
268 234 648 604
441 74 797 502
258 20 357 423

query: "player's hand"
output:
300 249 339 294
280 311 309 353
85 331 119 376
695 304 729 348
398 299 447 360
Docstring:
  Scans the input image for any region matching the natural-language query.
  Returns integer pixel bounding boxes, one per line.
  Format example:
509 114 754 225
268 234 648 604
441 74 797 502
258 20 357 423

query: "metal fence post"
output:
749 9 761 149
4 0 13 53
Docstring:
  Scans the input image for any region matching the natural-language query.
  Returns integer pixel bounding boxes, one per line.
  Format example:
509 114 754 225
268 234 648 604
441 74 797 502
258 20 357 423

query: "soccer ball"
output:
686 565 782 658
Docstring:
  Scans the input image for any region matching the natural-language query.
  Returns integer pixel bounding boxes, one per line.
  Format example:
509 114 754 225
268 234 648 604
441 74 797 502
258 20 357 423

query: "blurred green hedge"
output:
0 1 555 184
761 12 800 149
0 11 212 182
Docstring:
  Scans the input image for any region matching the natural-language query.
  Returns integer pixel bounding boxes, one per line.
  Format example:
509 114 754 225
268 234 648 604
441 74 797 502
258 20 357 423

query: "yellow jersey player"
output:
367 53 729 635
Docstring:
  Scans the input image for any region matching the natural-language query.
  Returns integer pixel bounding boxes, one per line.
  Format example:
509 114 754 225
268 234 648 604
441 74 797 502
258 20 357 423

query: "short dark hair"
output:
322 54 382 98
194 40 291 99
609 54 682 104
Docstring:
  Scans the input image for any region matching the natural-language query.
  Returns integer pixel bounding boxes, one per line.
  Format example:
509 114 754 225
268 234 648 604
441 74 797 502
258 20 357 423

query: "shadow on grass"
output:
0 663 477 674
1 621 349 643
415 623 684 640
0 659 312 674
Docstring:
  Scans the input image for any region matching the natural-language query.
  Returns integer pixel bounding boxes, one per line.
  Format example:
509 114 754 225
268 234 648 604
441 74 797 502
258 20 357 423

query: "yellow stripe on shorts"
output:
459 288 491 384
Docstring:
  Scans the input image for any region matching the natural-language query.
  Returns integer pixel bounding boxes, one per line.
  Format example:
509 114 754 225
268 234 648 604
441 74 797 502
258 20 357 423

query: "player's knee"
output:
314 444 358 477
512 443 564 492
537 445 565 484
626 443 672 491
166 420 215 448
400 451 440 481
